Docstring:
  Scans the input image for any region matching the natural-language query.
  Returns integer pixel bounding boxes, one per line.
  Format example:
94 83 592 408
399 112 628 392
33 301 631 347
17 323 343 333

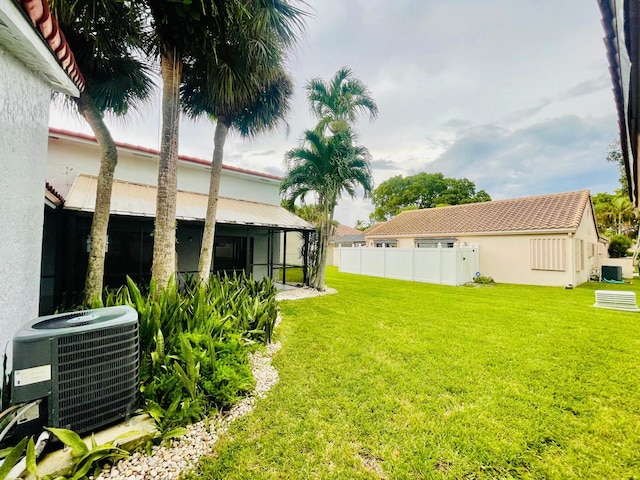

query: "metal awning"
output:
64 174 314 231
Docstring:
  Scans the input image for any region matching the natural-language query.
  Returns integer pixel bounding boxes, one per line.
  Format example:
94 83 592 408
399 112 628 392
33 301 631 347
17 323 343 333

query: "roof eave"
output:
0 0 81 96
48 128 282 182
599 0 640 205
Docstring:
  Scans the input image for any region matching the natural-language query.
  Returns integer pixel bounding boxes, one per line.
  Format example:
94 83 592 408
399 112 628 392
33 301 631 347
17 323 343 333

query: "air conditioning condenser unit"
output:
9 305 139 437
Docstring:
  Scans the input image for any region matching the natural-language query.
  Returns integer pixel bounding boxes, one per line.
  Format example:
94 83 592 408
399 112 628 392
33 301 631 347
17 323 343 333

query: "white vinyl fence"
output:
338 244 480 286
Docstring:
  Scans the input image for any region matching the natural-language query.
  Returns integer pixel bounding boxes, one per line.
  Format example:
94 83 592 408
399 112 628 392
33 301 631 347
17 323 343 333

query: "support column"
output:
282 230 287 285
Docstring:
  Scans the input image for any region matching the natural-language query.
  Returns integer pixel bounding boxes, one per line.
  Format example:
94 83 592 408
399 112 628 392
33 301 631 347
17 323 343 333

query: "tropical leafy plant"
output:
43 428 128 480
102 273 278 430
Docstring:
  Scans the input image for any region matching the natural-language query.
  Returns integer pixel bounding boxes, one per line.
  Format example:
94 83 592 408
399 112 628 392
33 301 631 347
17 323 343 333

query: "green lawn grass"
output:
187 268 640 479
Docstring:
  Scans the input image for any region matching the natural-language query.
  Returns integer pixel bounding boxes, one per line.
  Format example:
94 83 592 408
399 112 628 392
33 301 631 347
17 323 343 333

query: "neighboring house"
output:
327 224 363 266
43 129 313 311
364 190 607 287
0 0 82 350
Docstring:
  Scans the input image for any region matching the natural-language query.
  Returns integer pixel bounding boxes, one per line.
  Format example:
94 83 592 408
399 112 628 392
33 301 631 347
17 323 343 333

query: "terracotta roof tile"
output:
362 222 387 236
367 190 591 237
18 0 85 91
331 224 361 241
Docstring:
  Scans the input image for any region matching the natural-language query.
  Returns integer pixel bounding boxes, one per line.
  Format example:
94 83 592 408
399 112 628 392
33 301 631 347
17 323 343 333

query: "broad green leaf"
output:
0 436 27 480
25 437 38 477
46 428 88 459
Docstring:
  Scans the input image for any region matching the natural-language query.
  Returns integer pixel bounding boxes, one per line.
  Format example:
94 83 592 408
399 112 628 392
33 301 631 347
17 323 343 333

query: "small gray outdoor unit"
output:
602 265 623 282
10 306 139 436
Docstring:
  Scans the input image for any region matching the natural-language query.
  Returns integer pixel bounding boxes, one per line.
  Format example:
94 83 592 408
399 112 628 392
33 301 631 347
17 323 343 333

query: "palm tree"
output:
179 0 305 282
182 65 294 281
597 195 636 235
145 0 211 289
49 0 153 304
281 127 373 289
306 67 379 131
146 0 307 288
281 68 377 289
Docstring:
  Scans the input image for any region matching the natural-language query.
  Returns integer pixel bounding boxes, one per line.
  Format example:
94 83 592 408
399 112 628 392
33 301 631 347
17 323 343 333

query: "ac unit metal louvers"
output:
55 323 139 433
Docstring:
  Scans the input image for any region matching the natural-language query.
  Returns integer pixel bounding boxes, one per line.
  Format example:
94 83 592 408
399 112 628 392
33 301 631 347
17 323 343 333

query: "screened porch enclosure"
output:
41 212 311 313
39 175 314 311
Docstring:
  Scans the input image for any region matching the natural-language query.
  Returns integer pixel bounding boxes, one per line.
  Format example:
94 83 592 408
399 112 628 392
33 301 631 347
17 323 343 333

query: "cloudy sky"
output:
50 0 621 227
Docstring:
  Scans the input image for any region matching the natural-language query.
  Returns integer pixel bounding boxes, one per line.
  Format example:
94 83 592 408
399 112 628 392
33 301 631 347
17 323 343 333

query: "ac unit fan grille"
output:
56 324 139 433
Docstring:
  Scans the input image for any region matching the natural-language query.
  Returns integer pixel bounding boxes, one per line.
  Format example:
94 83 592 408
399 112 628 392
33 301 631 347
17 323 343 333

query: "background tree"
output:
306 67 378 131
606 141 629 195
50 0 153 303
281 127 373 289
608 234 633 258
355 219 373 231
281 68 377 290
593 193 636 236
370 172 491 222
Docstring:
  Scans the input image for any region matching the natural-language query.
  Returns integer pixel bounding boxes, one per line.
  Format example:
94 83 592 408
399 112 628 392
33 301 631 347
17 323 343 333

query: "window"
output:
415 238 457 248
530 238 566 271
374 240 397 248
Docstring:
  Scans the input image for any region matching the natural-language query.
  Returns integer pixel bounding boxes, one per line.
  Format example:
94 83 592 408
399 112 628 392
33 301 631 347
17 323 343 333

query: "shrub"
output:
608 234 633 258
473 275 495 285
100 273 278 430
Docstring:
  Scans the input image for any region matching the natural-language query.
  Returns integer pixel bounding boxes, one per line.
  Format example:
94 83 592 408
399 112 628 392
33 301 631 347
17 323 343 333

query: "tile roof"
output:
331 224 362 241
18 0 84 91
366 190 592 237
362 222 387 236
45 181 64 205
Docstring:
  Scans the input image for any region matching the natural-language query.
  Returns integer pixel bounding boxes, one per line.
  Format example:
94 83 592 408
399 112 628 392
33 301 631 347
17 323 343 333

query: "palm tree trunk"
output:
75 93 118 305
197 118 230 282
152 47 183 289
313 198 332 290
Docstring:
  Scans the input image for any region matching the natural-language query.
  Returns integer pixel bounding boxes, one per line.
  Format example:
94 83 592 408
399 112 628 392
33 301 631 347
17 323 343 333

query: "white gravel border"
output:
93 287 334 480
275 286 337 301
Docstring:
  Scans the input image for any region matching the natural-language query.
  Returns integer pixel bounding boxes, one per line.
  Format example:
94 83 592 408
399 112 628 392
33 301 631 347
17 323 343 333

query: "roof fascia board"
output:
0 0 78 96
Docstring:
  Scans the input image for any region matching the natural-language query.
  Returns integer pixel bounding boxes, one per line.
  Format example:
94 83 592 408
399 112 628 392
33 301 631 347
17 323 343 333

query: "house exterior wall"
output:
46 136 281 205
365 204 604 287
572 202 604 285
460 234 574 286
0 48 53 353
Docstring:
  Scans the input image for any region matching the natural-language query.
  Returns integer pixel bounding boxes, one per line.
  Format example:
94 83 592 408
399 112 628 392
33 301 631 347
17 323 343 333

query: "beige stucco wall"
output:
365 204 604 287
47 136 281 205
